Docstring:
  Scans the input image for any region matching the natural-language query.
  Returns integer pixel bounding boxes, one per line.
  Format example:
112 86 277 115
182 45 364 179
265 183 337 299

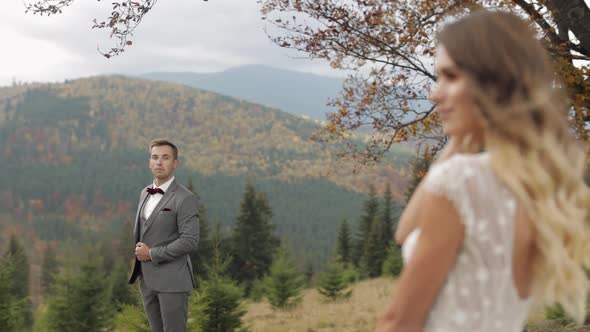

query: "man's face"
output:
149 145 178 182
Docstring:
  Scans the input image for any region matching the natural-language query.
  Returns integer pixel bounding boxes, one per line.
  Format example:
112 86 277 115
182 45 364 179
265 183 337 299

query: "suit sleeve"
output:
150 193 200 264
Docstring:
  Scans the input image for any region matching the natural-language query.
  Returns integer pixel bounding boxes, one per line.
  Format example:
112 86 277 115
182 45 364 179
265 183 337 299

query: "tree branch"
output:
513 0 562 46
547 0 590 56
25 0 208 58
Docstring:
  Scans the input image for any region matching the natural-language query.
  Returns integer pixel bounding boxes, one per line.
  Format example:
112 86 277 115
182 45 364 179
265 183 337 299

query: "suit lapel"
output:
141 180 178 238
134 187 150 241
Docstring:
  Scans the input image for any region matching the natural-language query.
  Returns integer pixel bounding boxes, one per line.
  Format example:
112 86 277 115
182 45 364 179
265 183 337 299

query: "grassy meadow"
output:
243 278 395 332
242 277 590 332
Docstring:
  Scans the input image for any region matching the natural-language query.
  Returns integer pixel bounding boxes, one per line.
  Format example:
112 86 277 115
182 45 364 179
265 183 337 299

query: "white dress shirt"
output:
143 176 174 220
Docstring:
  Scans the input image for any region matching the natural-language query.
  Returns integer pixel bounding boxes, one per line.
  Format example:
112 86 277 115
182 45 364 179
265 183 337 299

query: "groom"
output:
128 139 200 332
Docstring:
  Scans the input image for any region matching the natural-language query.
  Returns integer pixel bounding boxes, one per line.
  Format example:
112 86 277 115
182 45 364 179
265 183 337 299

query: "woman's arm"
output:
377 190 465 332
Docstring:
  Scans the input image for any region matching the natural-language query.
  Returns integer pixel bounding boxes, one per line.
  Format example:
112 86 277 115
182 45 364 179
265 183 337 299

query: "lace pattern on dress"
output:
402 153 530 332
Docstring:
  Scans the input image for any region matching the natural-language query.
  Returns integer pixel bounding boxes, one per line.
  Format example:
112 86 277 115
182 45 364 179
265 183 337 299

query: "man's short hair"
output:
150 139 178 160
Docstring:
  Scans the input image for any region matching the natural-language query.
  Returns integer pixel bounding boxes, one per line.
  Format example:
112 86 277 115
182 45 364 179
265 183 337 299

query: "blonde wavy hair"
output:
438 10 590 323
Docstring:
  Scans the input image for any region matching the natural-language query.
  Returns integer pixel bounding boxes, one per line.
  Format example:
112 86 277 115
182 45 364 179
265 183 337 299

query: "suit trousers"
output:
139 279 190 332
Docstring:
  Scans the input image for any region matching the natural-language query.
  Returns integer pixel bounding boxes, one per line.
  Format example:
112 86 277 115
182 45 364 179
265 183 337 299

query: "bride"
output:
377 9 590 332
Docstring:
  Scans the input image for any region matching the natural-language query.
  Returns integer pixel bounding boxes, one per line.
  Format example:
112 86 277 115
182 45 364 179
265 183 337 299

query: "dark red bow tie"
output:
147 187 165 195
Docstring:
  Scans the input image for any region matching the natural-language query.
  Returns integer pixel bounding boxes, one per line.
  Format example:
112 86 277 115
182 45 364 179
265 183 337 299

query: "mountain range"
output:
0 75 411 265
140 65 344 121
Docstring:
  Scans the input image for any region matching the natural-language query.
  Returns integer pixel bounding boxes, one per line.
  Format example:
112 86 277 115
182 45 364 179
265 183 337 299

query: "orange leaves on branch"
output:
262 0 590 163
326 123 337 133
338 107 349 117
393 128 409 143
262 0 465 163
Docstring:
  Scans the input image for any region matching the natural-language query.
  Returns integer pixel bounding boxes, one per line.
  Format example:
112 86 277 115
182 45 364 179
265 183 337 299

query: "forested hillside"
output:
0 77 410 266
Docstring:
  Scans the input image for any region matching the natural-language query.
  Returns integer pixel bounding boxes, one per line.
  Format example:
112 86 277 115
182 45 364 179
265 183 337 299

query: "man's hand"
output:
135 242 152 262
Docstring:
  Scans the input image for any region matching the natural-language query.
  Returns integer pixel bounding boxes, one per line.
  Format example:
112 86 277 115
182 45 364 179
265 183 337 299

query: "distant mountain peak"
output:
140 65 344 120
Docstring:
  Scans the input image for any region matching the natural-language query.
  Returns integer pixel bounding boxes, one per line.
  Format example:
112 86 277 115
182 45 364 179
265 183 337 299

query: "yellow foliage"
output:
13 77 413 197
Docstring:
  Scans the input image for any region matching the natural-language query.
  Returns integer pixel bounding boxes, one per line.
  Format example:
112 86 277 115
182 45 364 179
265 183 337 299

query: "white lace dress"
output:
402 153 531 332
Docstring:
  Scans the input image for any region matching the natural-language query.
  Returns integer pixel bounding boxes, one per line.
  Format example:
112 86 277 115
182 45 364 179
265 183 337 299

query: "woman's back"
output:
402 152 532 331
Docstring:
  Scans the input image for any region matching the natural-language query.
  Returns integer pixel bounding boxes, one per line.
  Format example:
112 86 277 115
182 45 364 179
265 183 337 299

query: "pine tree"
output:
194 206 211 280
46 248 114 332
110 261 139 310
115 218 136 261
187 176 213 284
317 257 351 300
380 184 394 249
361 183 397 278
41 244 58 295
383 244 404 277
113 305 150 332
32 302 50 332
5 234 32 328
192 224 246 332
98 239 115 274
365 221 386 278
195 278 245 332
336 219 352 265
265 245 305 308
0 255 24 331
110 228 145 332
353 185 379 269
404 146 434 203
231 182 280 294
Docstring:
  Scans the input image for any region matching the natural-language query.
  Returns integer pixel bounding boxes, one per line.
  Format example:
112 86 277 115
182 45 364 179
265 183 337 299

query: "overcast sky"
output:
0 0 343 87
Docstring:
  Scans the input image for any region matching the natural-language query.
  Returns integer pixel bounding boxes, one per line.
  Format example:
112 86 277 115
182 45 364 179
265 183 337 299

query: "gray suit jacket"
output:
128 179 200 292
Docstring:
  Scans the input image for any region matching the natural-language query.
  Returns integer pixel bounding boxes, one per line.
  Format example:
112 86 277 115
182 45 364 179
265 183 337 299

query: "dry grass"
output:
243 277 590 332
243 278 396 332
